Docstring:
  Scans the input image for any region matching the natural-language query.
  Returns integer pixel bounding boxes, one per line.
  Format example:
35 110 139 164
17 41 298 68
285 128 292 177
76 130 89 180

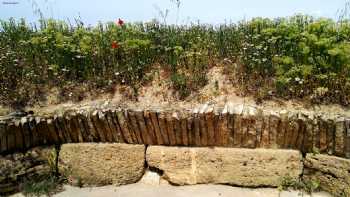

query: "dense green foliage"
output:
1 15 350 108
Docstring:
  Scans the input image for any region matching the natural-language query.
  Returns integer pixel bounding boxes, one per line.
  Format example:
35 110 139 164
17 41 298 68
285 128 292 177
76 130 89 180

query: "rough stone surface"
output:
0 146 56 195
303 153 350 197
58 143 145 186
146 146 303 187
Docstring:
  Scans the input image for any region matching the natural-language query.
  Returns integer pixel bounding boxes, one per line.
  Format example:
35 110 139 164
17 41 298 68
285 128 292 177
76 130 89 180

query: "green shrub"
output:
1 15 350 108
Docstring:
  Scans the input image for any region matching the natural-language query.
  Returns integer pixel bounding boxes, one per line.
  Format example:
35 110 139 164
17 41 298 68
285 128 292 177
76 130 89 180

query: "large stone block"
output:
146 146 303 187
303 153 350 197
58 143 145 186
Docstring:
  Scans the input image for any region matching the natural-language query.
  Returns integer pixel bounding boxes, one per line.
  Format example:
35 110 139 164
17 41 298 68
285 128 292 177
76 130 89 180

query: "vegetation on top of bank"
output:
1 15 350 108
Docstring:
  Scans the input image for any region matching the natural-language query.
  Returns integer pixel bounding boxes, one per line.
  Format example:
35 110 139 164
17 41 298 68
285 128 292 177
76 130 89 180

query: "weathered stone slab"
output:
335 117 345 157
318 119 328 153
64 114 79 143
260 116 270 148
20 117 32 149
172 113 182 145
116 110 134 144
192 108 201 146
180 115 189 146
28 117 39 147
148 111 163 145
345 119 350 159
199 105 208 146
46 118 59 144
99 111 114 142
218 105 229 146
34 117 48 145
144 111 157 145
135 110 151 144
255 115 264 148
304 153 350 196
0 146 56 195
59 143 145 186
146 146 303 187
128 110 143 144
0 121 7 153
105 110 124 143
91 110 107 142
296 118 305 150
158 112 170 145
268 113 280 148
303 115 314 153
166 113 176 146
205 107 215 146
83 112 99 142
326 119 335 155
12 120 23 151
54 115 68 143
187 116 195 146
243 109 257 149
233 114 243 147
76 112 91 142
6 123 16 152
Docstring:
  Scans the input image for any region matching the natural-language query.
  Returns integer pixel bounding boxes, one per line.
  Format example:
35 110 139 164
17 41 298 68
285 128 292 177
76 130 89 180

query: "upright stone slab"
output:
0 121 7 153
345 119 350 158
180 114 189 146
205 107 215 146
59 143 145 186
148 110 163 145
157 112 170 145
335 117 346 157
116 110 134 144
146 146 303 187
143 110 157 145
172 112 182 145
165 113 177 146
199 104 208 146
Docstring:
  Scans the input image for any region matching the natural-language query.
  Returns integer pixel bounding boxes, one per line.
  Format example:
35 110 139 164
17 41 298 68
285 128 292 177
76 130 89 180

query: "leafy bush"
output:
1 15 350 108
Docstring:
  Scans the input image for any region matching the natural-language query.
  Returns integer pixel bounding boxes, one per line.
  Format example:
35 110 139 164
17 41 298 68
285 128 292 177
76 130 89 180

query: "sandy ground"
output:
11 183 331 197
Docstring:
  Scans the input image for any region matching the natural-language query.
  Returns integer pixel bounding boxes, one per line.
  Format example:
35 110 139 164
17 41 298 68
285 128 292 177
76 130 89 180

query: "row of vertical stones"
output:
0 105 349 158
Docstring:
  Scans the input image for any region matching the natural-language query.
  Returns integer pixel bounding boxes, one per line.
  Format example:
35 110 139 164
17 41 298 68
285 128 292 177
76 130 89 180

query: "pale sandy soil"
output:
11 184 331 197
1 66 350 116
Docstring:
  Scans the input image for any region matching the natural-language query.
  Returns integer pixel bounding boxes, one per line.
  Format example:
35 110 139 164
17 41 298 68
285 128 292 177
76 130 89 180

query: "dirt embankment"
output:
1 66 350 117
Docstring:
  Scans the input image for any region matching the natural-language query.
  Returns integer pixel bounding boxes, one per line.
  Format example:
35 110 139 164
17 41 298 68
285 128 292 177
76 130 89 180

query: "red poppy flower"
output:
117 18 124 26
111 41 119 49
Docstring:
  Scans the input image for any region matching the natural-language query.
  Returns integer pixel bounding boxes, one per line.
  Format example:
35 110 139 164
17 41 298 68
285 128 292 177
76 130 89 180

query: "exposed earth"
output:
2 66 350 117
11 183 331 197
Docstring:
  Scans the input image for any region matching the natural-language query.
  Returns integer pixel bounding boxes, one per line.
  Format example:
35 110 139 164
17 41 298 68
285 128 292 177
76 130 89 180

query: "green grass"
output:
1 15 350 109
22 176 63 197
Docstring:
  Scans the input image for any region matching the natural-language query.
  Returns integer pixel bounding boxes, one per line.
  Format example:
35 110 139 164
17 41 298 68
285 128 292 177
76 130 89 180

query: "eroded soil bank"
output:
2 66 350 118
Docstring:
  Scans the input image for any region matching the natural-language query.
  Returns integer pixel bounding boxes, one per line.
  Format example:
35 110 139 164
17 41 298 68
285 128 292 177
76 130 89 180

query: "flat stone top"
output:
1 100 349 122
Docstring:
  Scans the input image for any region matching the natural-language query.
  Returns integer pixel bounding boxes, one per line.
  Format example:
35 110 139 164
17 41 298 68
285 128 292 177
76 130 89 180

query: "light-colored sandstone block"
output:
59 143 145 186
146 146 303 187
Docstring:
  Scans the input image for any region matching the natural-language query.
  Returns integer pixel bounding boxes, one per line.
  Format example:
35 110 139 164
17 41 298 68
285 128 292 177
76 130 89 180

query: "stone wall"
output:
1 104 350 158
0 143 349 196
